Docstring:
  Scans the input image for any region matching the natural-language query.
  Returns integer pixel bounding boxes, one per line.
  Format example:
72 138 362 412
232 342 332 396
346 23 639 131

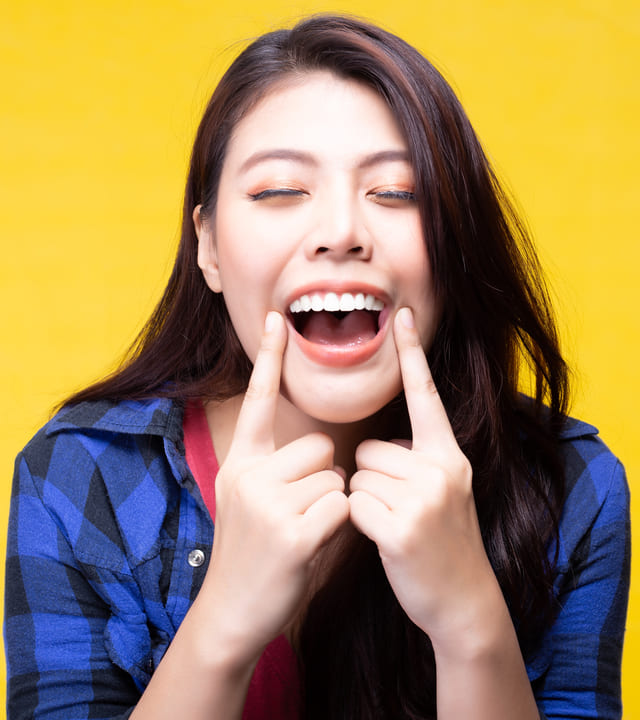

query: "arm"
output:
5 445 260 720
7 314 347 719
5 452 139 720
132 311 348 718
530 458 630 719
349 307 542 720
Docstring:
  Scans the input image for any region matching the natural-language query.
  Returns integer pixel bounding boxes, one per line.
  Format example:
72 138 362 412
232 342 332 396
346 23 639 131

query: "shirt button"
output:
188 549 206 567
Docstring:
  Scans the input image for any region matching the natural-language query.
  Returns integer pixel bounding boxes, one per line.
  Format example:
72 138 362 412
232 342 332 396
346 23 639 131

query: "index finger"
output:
393 307 455 453
230 311 287 454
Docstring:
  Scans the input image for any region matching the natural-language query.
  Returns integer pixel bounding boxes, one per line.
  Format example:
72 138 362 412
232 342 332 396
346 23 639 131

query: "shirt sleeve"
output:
530 458 631 719
4 450 140 720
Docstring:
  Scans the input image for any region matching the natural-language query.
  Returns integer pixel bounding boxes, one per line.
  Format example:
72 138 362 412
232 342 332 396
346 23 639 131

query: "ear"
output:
193 205 222 293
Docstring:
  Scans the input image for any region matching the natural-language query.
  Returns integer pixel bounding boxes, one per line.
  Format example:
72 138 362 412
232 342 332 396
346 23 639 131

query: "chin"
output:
283 380 401 426
279 334 404 424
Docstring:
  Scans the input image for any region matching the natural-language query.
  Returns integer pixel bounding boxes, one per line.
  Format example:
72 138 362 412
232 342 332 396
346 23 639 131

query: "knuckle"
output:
348 470 362 492
214 465 238 495
306 432 335 464
279 524 303 554
390 522 420 557
354 439 373 464
457 455 473 488
442 451 473 492
354 444 366 469
256 503 285 536
231 473 256 505
422 376 440 397
313 431 335 452
258 330 286 359
426 460 473 507
406 375 439 398
327 490 350 520
244 378 277 402
327 471 345 493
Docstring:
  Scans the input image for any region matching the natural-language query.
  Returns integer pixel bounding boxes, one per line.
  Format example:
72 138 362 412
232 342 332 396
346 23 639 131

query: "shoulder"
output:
19 396 184 471
558 415 625 497
555 415 629 559
13 397 191 566
43 395 183 439
525 414 630 698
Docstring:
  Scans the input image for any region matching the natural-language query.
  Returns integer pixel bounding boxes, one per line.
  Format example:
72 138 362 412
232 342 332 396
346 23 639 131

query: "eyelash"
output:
248 188 306 201
371 190 416 202
248 188 416 203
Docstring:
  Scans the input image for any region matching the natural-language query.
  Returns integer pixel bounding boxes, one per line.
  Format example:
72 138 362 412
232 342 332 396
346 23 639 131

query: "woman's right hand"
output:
200 311 350 667
133 311 348 718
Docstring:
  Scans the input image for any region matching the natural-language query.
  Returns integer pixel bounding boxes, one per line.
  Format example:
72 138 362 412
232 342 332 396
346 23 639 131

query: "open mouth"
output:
288 291 385 347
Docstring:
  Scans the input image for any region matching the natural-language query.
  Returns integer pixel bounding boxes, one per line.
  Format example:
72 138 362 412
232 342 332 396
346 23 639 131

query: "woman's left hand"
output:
349 307 501 652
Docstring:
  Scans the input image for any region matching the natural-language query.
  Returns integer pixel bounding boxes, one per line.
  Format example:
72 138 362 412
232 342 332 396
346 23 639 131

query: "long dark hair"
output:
65 15 569 718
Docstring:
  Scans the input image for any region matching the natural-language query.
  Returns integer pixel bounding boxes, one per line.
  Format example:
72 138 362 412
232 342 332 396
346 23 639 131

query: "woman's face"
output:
196 71 438 424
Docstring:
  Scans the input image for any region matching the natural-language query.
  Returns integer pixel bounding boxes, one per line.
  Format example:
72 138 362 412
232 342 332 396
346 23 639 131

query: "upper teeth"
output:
289 292 384 314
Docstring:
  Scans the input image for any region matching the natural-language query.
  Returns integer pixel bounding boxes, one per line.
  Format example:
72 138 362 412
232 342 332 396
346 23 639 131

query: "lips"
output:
284 285 391 367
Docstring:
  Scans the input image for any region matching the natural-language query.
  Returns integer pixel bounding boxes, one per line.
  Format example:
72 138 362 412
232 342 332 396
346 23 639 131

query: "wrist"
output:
428 576 515 664
428 584 538 720
184 592 266 676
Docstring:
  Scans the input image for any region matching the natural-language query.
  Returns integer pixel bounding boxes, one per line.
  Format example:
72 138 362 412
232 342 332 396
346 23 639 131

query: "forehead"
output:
224 71 409 165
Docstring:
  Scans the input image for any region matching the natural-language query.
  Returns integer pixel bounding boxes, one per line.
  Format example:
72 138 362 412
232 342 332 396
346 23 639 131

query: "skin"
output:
196 72 437 433
132 73 541 719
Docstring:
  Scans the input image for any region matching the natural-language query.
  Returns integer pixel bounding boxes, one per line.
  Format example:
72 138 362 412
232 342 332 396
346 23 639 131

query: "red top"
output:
183 401 302 719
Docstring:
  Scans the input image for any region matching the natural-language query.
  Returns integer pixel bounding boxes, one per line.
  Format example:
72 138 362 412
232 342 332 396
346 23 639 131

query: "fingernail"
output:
398 307 415 329
264 311 278 334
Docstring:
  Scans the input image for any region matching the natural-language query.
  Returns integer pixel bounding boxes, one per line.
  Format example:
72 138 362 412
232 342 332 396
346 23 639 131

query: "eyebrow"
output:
357 149 411 169
239 149 317 173
238 148 411 174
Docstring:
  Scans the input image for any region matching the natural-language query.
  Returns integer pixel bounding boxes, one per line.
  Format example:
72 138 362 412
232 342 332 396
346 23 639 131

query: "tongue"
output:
302 310 378 346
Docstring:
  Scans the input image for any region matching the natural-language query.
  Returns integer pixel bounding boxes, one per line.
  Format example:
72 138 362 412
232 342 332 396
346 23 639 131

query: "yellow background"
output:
2 0 638 714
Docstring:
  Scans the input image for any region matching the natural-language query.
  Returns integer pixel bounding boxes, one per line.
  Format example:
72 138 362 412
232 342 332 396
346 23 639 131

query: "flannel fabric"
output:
4 397 630 719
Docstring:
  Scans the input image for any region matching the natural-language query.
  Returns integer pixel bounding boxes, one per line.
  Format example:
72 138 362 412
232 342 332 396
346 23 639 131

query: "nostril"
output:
314 244 365 255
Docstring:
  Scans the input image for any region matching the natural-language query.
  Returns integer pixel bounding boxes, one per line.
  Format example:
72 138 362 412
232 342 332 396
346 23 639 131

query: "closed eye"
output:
369 190 416 205
248 188 308 202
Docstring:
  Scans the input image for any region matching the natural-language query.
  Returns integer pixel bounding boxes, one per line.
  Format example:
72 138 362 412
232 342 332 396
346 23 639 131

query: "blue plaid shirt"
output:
4 398 630 719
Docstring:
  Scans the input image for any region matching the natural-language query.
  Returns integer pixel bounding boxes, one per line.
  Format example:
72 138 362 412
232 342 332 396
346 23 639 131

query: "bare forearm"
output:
432 597 539 720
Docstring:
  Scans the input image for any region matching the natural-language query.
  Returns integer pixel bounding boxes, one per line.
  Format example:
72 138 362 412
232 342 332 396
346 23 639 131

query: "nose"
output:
304 186 372 260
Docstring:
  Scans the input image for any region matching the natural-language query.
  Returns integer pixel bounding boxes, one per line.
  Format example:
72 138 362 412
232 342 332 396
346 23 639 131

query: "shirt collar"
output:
44 395 598 444
559 415 599 440
45 397 183 442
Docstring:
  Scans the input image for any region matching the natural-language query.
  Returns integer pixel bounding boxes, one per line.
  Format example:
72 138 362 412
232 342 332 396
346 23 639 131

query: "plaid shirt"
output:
4 398 630 719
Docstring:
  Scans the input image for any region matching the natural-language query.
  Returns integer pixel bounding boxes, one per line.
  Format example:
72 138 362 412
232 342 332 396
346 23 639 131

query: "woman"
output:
5 14 630 720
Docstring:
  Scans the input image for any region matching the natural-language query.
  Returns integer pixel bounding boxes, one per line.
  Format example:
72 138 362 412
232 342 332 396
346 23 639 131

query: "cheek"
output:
216 261 265 365
394 241 437 340
213 224 271 364
214 201 269 280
